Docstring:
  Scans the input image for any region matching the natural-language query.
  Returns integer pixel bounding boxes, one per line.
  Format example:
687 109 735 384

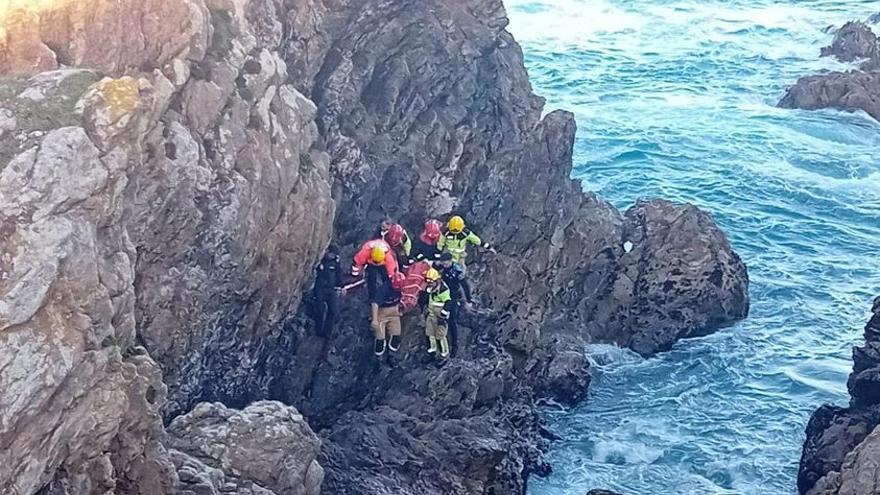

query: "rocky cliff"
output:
780 17 880 121
0 1 749 494
798 297 880 495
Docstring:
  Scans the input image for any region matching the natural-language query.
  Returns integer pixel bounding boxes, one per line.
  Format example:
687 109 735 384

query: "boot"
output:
427 336 438 354
439 336 450 358
389 335 401 352
374 339 386 356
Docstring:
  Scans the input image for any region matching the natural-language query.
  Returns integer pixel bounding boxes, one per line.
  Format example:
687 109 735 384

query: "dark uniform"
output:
412 238 442 263
433 259 472 356
313 252 343 337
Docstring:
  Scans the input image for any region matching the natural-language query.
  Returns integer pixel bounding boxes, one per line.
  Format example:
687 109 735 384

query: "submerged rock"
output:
798 297 880 494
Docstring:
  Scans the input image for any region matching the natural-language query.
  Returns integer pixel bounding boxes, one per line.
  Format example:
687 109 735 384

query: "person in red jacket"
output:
351 239 398 279
412 219 443 262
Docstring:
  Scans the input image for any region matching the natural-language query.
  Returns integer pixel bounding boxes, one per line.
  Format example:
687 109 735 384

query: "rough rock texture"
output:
798 297 880 494
0 0 749 494
780 19 880 120
167 401 323 495
1 0 331 492
269 1 746 492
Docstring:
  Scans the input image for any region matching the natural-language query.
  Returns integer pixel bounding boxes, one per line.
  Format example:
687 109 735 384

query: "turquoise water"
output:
507 1 880 494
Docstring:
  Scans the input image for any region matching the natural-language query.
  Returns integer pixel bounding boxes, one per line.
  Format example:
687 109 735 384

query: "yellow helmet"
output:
370 246 387 264
448 215 465 233
425 268 441 283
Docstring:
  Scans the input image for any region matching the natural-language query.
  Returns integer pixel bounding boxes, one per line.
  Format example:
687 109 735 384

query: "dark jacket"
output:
434 262 472 303
314 254 343 296
366 264 401 308
412 239 441 262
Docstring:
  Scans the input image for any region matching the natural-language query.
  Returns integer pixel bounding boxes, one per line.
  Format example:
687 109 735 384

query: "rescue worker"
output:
352 238 398 279
412 219 443 262
437 215 494 272
386 223 413 266
312 244 343 337
433 252 472 356
366 246 402 356
421 268 453 359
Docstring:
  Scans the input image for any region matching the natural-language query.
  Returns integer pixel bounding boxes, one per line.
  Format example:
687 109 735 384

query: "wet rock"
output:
779 71 880 121
780 20 880 120
820 22 879 66
613 200 749 356
798 297 880 494
167 401 323 495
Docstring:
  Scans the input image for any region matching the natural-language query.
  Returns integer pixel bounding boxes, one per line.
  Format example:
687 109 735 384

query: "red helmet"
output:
386 224 405 247
420 219 442 244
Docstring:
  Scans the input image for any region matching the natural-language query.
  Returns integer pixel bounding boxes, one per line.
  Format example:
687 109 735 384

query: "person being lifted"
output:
421 268 453 360
365 245 403 356
437 215 495 272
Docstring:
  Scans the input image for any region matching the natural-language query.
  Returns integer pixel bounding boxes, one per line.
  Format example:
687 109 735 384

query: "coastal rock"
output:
780 19 880 120
167 401 323 495
779 71 880 121
798 297 880 494
0 0 750 493
0 75 176 494
612 200 749 356
820 22 879 66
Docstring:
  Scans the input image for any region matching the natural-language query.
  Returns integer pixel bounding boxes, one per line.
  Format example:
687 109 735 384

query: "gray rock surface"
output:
0 0 749 493
167 401 323 495
799 297 880 494
780 18 880 120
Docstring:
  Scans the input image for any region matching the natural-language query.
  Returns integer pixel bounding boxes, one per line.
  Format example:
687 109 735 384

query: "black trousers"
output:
314 291 339 338
447 300 460 356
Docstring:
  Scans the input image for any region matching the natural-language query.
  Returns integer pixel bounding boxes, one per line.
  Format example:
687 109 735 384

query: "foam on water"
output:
508 1 880 494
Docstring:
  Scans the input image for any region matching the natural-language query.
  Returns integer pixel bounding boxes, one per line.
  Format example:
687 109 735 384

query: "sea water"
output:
506 1 880 494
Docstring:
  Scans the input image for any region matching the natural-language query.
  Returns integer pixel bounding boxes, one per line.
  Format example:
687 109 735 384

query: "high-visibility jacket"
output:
352 239 398 279
437 230 487 262
427 283 452 320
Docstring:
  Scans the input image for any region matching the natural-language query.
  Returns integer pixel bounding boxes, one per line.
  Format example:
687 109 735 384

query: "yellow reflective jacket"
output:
437 230 483 262
427 284 452 319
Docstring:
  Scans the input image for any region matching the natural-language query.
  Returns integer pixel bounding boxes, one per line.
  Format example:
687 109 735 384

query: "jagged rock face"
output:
798 297 880 494
0 70 178 494
167 401 323 495
1 0 749 494
1 0 332 492
779 71 880 121
809 424 880 495
123 0 334 415
286 0 748 358
820 22 880 64
780 19 880 121
1 0 209 75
